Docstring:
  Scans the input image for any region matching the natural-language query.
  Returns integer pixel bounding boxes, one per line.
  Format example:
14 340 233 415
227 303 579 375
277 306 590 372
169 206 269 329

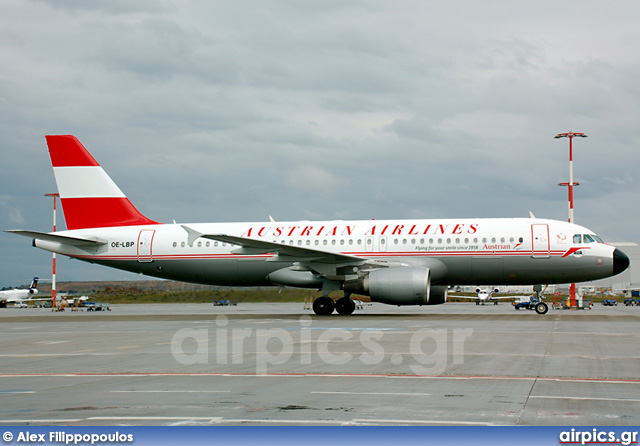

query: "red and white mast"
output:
555 131 587 307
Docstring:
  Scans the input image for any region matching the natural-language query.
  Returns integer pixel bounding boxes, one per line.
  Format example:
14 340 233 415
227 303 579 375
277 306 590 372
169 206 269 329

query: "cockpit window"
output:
573 234 582 244
583 234 596 243
592 234 604 243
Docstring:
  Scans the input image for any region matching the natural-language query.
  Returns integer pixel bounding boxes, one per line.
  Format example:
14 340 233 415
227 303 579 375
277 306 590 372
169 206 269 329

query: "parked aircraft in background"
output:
7 135 630 315
0 277 39 303
449 287 520 305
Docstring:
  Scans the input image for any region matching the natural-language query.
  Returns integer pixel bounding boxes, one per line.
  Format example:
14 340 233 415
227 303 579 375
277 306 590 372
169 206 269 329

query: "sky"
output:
1 0 639 287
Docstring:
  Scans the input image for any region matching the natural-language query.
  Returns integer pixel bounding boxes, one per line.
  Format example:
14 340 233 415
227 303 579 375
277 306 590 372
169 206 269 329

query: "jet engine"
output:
344 266 445 306
429 285 448 305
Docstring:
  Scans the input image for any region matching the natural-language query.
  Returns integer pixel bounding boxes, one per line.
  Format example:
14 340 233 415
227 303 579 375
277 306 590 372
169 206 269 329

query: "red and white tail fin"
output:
46 135 159 230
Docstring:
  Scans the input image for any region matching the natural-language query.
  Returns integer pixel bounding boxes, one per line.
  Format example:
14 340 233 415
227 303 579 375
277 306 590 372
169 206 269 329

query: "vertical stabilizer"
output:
46 135 159 230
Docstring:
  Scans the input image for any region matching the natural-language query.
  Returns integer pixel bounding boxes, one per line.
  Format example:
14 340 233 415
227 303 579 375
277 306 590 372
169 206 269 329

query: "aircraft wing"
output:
448 295 480 300
489 295 522 300
182 226 364 264
449 294 520 300
5 230 108 247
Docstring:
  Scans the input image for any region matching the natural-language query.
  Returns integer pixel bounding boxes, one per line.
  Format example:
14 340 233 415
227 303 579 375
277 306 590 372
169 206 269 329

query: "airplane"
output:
7 135 630 316
449 287 521 305
0 277 40 304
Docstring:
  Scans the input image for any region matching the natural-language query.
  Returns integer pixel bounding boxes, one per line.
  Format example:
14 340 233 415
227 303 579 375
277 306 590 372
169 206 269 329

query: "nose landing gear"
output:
533 284 548 315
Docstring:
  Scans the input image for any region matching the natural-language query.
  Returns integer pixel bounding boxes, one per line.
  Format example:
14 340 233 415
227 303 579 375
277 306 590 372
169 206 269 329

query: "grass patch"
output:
89 287 353 304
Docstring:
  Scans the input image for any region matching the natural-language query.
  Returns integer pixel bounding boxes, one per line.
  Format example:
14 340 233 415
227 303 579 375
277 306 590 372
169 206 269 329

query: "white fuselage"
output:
32 217 620 288
0 289 37 303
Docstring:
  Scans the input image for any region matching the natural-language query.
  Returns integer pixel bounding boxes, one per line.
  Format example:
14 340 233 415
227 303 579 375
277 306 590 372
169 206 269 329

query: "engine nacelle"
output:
475 287 499 294
364 266 432 306
429 285 448 305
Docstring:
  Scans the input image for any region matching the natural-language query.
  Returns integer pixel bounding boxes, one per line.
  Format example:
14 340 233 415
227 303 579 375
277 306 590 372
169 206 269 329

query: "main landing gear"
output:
312 294 356 315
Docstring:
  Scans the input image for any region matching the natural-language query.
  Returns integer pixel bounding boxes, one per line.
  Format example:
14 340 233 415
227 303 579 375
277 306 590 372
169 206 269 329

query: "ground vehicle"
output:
602 299 618 306
513 300 533 310
85 302 111 311
512 296 548 314
213 300 238 306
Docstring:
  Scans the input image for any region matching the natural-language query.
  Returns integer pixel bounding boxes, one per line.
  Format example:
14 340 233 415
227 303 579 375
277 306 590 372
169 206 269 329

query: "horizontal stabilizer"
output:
6 230 108 246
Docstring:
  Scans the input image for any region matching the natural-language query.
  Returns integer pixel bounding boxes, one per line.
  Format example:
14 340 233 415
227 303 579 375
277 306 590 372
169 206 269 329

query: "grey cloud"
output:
1 0 639 284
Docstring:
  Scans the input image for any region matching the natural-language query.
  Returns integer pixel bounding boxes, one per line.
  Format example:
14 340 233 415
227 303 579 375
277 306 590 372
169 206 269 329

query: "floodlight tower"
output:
45 193 60 310
554 132 587 307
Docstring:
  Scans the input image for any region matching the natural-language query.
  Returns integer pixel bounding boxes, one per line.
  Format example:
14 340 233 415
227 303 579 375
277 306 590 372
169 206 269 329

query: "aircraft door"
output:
531 224 550 258
137 229 156 262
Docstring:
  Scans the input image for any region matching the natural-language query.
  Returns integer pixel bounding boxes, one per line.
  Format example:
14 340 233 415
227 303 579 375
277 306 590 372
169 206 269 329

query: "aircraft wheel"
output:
335 297 356 315
475 301 479 305
494 301 498 305
312 297 335 315
535 302 548 315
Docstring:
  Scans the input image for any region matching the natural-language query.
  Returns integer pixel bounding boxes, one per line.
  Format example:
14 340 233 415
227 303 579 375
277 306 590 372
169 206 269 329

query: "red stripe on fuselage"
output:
46 135 100 167
60 197 159 230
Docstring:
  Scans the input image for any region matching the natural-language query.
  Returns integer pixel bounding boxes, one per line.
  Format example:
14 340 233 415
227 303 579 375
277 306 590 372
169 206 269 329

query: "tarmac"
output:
1 301 639 426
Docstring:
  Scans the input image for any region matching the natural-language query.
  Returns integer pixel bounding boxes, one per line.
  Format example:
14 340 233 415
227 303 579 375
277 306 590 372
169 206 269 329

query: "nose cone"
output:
613 249 630 276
